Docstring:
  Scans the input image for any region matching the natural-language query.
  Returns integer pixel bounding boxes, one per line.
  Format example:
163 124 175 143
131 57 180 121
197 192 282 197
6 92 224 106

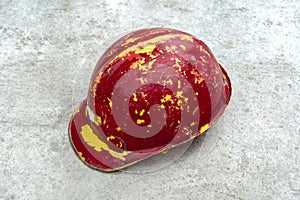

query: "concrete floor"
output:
0 0 299 199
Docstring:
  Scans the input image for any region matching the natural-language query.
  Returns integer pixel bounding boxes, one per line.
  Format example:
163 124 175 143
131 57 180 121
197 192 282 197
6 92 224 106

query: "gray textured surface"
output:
0 0 299 199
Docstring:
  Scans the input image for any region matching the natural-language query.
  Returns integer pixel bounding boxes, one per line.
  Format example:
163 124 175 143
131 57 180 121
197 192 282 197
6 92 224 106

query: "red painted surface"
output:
69 28 232 172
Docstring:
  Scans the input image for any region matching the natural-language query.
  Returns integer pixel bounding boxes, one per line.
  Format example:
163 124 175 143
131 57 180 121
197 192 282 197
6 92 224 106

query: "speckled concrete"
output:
0 0 299 199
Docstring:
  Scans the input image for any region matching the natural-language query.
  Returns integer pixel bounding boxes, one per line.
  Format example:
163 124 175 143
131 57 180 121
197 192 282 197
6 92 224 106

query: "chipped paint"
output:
177 100 182 106
139 109 145 116
78 152 85 161
130 57 146 69
180 44 186 50
137 77 147 84
200 45 211 57
80 125 128 161
121 37 140 46
176 91 184 98
222 73 227 80
107 97 113 108
200 123 210 133
135 44 156 54
180 35 193 42
161 94 174 104
177 80 181 88
107 135 115 141
133 93 138 101
137 119 145 124
194 77 204 84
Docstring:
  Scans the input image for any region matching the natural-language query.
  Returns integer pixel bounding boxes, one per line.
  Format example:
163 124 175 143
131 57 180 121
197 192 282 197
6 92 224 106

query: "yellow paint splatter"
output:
137 77 147 84
200 56 208 63
135 109 138 114
191 122 196 126
139 65 151 71
161 94 174 104
149 50 159 59
177 80 181 88
200 45 211 57
178 120 181 124
166 45 177 53
115 127 121 132
139 59 156 72
177 100 182 106
160 104 165 109
96 116 102 125
180 44 186 50
92 71 103 96
139 109 145 116
118 142 123 148
78 152 85 161
194 77 204 84
191 70 199 76
200 124 210 133
107 135 115 141
166 79 173 85
130 57 146 69
183 127 189 132
137 119 145 124
180 35 193 42
80 125 128 161
133 93 138 102
176 91 184 98
149 59 157 67
107 98 112 108
121 37 140 46
134 44 156 54
222 73 227 80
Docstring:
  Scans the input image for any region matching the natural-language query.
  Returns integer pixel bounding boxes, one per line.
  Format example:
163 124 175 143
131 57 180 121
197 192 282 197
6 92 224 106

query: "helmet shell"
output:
69 28 231 172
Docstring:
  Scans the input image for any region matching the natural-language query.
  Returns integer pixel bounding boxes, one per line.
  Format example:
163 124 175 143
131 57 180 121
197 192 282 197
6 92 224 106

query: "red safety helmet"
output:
69 28 232 172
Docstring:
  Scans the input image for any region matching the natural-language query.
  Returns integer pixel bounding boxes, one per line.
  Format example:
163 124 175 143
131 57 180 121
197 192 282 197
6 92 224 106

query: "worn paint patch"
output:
80 124 128 161
200 123 210 133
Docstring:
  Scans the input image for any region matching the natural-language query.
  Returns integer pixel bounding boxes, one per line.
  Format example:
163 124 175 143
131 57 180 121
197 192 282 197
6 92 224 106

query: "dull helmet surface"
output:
69 28 232 172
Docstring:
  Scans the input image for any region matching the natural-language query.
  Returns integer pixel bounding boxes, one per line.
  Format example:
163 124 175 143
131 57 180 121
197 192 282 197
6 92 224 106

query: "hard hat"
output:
68 28 232 172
